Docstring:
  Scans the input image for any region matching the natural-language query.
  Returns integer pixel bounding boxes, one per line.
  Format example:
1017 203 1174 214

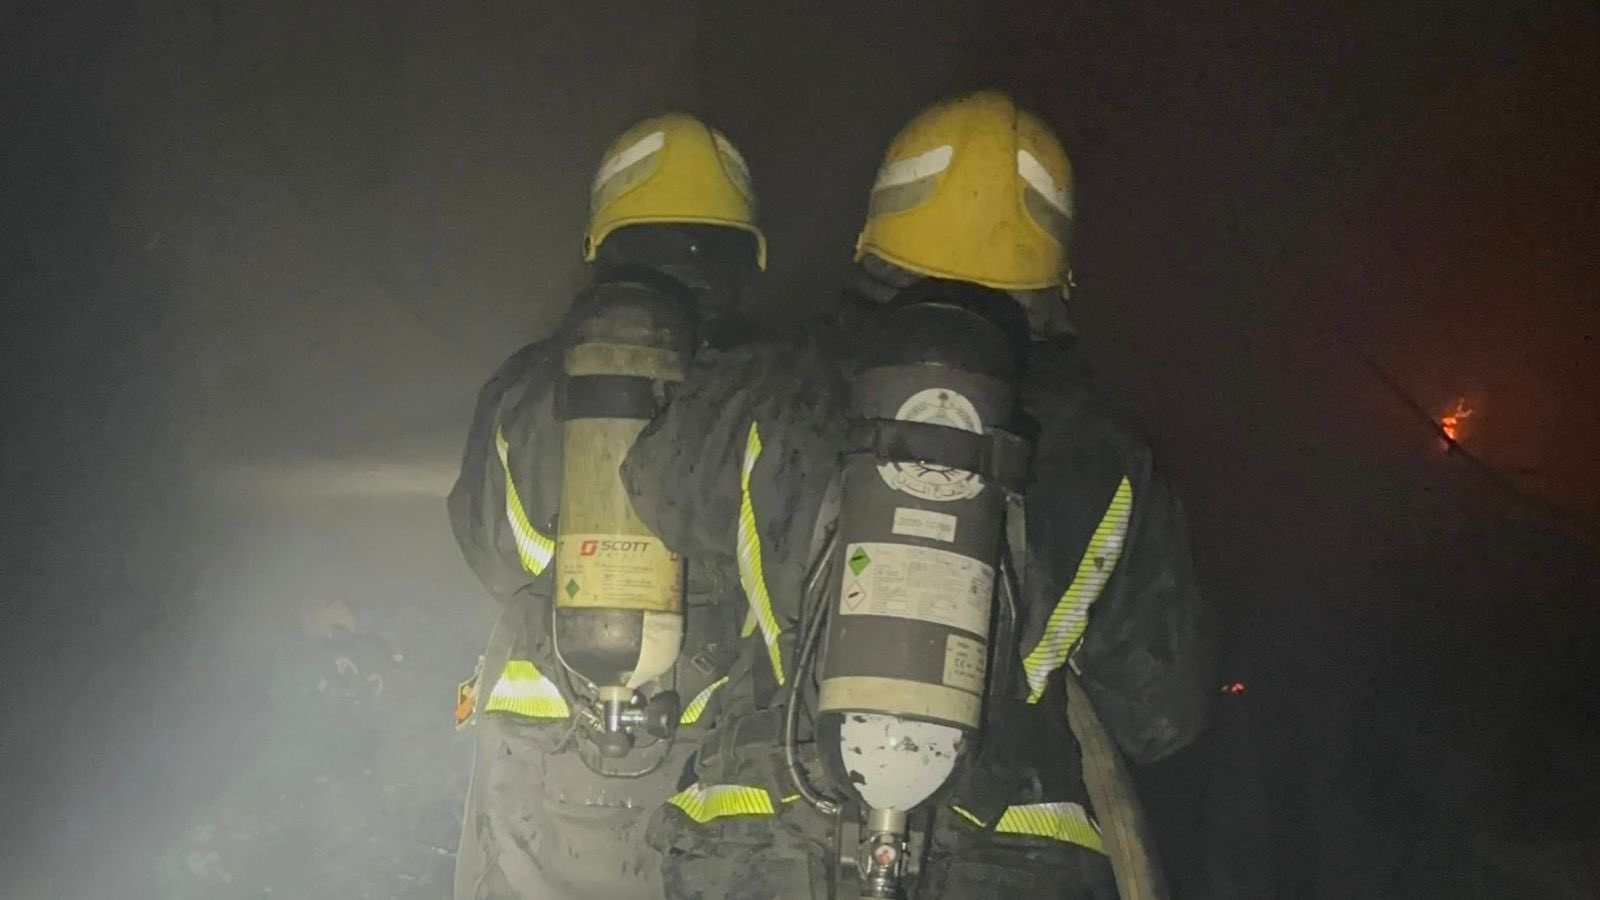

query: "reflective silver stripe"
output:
591 130 665 196
873 144 954 189
1016 148 1072 218
494 426 555 576
736 422 785 685
712 130 753 201
1022 477 1134 703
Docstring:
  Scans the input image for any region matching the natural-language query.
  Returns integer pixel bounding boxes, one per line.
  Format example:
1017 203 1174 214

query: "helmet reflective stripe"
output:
1017 148 1073 257
712 131 753 201
872 144 954 190
867 144 955 220
592 130 666 197
590 130 666 216
1017 149 1071 218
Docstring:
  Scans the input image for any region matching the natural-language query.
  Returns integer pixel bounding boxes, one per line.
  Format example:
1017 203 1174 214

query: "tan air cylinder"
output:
552 288 689 695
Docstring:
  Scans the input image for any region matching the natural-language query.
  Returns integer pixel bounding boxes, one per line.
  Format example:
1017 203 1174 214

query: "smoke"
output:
3 1 1595 897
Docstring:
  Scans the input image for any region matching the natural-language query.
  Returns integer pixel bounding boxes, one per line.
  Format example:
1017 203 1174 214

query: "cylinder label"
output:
891 506 958 543
942 633 987 694
557 534 683 612
838 542 994 638
877 388 987 502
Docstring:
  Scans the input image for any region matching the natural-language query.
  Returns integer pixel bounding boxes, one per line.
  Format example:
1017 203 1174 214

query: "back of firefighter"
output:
619 91 1213 899
447 113 768 900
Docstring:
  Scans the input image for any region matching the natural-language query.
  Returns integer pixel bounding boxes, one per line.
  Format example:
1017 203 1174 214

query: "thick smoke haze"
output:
2 1 1595 897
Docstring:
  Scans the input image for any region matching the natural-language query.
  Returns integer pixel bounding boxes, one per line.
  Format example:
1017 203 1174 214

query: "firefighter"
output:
619 91 1213 898
447 112 765 900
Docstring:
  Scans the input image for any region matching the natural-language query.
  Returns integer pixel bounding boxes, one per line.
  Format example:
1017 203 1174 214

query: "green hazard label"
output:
565 579 580 599
848 547 872 576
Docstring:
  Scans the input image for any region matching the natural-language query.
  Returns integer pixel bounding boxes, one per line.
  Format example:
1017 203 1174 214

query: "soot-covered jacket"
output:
618 323 1211 820
450 299 1209 805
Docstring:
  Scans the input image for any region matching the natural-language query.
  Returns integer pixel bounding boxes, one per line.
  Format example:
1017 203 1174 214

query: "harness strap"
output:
846 418 1033 492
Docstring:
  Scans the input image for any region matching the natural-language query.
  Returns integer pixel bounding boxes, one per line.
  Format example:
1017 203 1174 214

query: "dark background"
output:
2 1 1596 897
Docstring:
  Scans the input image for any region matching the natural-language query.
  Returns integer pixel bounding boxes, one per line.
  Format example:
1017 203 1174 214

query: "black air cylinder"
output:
816 284 1026 809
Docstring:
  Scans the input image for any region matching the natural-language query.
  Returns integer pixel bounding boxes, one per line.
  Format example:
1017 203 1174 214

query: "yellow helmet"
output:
584 113 766 269
855 91 1073 292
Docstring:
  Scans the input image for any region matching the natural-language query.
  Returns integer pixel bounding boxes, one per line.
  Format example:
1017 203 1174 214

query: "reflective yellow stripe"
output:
1022 477 1134 703
494 427 555 576
484 659 570 719
994 802 1105 853
679 675 729 725
951 805 986 827
736 423 785 685
666 782 777 824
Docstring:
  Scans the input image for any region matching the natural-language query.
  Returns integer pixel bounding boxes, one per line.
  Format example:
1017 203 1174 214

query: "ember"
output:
1439 398 1473 443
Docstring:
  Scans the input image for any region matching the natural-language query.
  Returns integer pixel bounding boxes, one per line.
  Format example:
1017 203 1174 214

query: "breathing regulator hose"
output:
786 526 843 816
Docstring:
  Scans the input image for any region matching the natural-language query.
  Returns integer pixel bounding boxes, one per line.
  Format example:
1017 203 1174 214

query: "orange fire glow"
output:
1439 398 1473 443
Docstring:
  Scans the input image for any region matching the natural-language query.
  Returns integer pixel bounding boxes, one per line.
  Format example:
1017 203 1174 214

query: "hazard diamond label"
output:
564 579 580 599
835 541 993 638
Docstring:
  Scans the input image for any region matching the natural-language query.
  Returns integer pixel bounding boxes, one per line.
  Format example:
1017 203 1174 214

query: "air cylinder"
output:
816 285 1026 815
553 283 690 710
